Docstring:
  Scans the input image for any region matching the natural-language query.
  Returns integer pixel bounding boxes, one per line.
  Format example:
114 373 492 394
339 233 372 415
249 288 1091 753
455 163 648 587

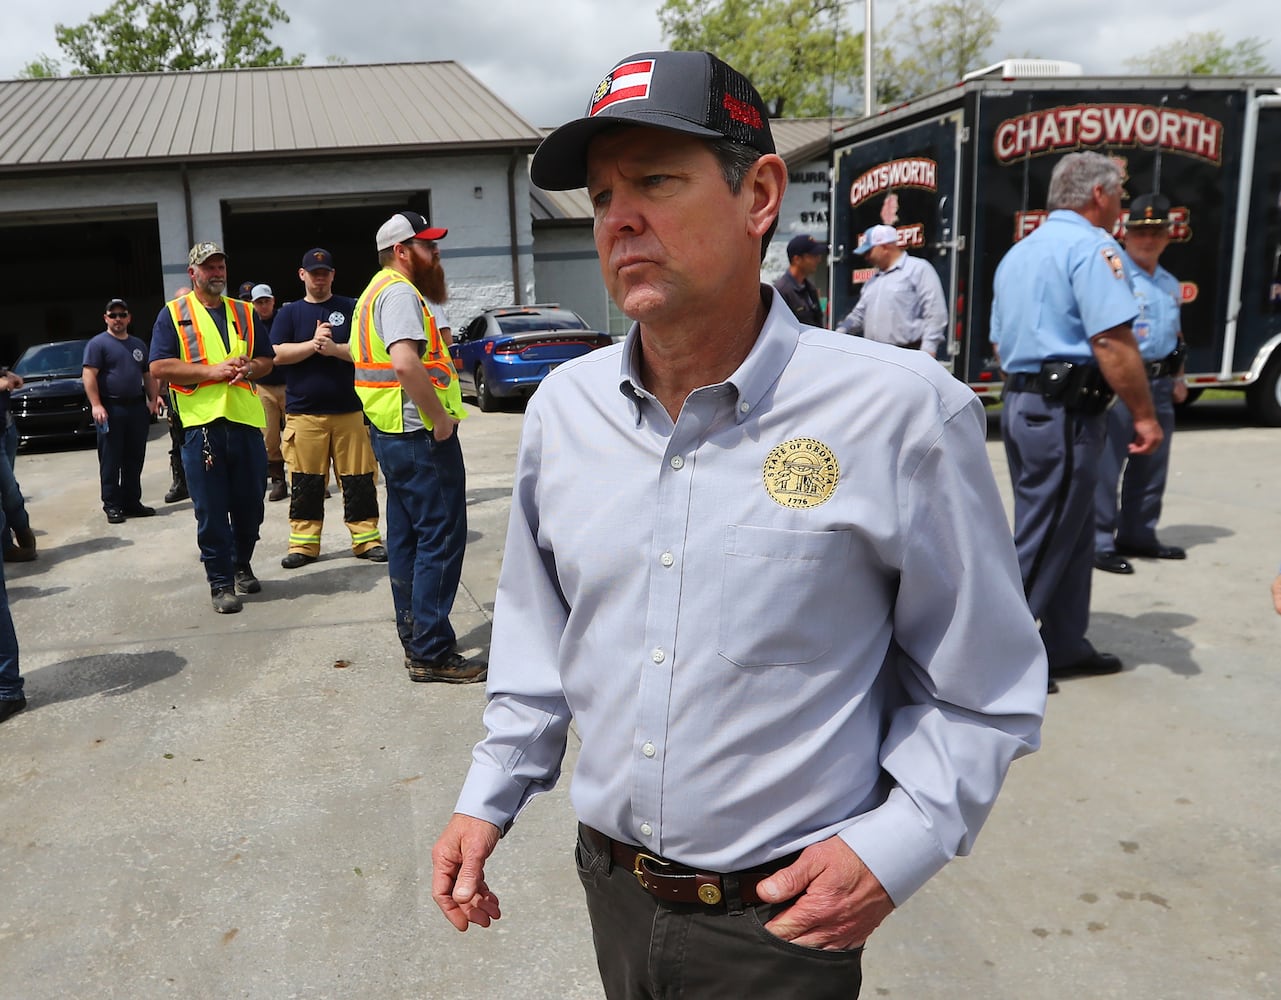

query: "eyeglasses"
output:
106 312 130 319
405 239 440 255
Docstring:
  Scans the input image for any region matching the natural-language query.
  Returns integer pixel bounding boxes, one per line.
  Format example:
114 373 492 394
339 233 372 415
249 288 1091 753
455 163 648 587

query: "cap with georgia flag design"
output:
530 50 775 192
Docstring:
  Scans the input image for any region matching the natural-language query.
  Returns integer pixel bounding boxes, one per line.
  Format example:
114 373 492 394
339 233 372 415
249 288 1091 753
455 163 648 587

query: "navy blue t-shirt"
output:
269 296 361 414
255 311 287 386
84 331 149 400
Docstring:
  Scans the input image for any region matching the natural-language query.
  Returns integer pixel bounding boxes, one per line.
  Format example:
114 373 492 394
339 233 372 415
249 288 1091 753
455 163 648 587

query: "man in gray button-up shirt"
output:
432 50 1046 1000
836 224 949 356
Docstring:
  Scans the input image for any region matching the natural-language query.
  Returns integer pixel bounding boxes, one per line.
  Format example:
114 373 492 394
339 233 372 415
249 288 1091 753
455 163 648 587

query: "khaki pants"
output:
280 411 380 556
258 384 286 465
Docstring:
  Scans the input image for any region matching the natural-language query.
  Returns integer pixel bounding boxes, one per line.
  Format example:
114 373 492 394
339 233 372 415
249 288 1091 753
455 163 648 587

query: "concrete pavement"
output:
1 399 1278 999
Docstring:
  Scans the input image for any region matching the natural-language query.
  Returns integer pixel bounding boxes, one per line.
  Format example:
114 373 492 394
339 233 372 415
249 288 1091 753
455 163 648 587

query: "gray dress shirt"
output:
836 253 948 356
456 288 1045 906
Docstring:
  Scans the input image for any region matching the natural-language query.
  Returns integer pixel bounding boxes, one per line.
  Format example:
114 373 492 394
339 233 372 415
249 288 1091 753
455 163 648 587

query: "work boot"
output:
14 524 36 550
165 477 189 503
211 588 243 614
267 461 288 502
234 564 261 595
406 652 488 684
3 544 36 563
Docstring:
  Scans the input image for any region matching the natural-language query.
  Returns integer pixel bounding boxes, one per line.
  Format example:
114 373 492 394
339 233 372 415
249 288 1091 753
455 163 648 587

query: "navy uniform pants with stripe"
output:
1002 391 1106 669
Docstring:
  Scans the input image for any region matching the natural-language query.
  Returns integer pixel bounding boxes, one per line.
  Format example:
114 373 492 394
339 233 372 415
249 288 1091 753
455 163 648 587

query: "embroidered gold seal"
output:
762 438 839 509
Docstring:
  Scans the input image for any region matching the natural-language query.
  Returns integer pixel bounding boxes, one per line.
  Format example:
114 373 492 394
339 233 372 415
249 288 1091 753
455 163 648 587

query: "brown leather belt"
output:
580 825 794 908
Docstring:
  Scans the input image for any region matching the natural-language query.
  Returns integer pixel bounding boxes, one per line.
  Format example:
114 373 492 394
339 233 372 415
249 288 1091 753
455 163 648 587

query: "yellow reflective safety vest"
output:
165 293 266 429
351 268 465 433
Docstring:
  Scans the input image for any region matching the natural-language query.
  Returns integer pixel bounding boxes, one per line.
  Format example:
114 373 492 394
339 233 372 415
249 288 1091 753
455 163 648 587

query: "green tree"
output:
1125 31 1272 75
52 0 301 75
878 0 1000 103
18 55 63 79
659 0 865 117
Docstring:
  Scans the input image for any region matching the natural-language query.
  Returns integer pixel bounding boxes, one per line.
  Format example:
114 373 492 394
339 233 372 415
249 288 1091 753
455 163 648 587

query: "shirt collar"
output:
615 286 801 426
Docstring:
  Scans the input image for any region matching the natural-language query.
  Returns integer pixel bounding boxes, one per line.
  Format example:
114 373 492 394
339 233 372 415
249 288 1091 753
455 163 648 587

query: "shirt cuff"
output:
838 790 951 906
454 761 531 835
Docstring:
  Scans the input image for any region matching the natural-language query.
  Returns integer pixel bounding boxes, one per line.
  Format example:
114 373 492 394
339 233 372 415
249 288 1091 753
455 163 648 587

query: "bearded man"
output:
351 213 484 684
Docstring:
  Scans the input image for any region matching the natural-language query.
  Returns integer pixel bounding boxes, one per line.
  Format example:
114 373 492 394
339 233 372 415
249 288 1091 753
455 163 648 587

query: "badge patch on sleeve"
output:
763 438 839 509
1101 247 1126 279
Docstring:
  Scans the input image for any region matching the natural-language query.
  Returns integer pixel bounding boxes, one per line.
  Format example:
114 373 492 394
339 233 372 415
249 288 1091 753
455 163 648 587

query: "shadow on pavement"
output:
1089 610 1200 679
4 534 133 577
1150 523 1233 553
256 563 387 599
23 649 186 709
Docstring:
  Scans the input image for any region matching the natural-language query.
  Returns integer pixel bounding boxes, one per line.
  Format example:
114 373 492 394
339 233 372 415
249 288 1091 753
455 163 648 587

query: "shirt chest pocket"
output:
718 524 852 668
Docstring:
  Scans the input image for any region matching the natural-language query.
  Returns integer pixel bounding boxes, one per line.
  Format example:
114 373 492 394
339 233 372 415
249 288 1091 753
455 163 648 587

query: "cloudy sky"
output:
3 0 1278 126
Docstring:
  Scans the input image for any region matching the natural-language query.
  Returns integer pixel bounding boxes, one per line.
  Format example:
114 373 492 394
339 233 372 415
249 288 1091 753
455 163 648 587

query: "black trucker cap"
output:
530 50 775 191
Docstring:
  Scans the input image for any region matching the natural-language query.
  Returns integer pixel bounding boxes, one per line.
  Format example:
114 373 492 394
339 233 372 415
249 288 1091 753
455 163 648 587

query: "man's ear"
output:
745 153 788 242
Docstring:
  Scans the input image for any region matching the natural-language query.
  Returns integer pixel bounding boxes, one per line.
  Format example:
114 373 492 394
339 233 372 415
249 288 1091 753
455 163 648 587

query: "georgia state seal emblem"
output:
762 438 839 509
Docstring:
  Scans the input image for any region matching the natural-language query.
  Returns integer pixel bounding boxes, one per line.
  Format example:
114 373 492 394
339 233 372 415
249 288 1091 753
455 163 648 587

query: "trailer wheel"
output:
1246 356 1281 426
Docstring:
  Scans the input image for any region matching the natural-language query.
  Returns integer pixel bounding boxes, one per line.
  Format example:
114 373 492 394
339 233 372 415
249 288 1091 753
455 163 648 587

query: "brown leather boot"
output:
14 524 36 550
267 461 288 502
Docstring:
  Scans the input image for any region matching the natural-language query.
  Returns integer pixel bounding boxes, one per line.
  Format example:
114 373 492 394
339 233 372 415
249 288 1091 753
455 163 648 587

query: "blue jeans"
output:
370 427 467 663
0 421 30 541
0 508 23 701
181 420 268 590
97 398 150 511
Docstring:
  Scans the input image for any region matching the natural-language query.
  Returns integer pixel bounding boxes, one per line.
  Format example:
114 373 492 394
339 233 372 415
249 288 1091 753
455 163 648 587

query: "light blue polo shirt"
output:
990 210 1139 374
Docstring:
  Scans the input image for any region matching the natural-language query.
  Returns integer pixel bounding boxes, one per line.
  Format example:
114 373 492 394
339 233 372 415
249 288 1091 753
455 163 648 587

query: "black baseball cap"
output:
301 247 335 271
1126 193 1172 228
237 280 256 300
786 235 827 258
105 298 129 312
530 50 775 191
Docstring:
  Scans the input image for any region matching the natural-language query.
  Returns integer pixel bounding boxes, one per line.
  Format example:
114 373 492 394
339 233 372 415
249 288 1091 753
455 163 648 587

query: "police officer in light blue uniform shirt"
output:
1093 193 1187 573
991 151 1162 693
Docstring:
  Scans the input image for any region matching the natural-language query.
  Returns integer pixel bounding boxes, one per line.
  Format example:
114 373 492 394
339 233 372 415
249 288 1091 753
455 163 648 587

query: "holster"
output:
1037 361 1113 415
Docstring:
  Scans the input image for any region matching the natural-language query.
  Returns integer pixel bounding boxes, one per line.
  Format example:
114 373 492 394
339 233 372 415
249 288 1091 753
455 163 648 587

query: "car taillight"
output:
594 335 613 348
485 341 496 354
493 342 519 354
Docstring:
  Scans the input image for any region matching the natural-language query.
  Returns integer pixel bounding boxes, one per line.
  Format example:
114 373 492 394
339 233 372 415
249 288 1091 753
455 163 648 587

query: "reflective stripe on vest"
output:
164 294 266 429
352 269 465 433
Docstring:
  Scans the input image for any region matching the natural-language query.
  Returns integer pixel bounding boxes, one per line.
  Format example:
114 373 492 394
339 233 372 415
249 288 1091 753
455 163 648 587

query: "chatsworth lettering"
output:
993 104 1223 164
848 158 938 208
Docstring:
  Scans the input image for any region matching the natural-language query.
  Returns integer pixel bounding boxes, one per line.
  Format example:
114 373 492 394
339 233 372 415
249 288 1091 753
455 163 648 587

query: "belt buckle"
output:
632 852 725 906
632 851 670 892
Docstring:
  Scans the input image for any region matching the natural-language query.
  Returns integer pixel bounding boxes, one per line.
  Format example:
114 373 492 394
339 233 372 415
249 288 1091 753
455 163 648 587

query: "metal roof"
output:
531 116 854 223
0 62 543 173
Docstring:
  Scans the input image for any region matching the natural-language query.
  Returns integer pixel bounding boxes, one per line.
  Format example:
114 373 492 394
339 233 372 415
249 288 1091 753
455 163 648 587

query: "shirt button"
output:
651 648 665 664
640 822 653 837
670 455 685 470
642 741 656 758
660 551 674 567
739 401 751 414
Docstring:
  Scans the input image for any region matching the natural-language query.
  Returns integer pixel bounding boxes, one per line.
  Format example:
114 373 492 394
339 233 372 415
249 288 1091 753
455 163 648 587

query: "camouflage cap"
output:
189 241 227 266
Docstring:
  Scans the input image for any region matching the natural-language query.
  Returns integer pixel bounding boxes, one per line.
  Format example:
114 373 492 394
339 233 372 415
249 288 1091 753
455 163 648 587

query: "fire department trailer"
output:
828 75 1281 424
